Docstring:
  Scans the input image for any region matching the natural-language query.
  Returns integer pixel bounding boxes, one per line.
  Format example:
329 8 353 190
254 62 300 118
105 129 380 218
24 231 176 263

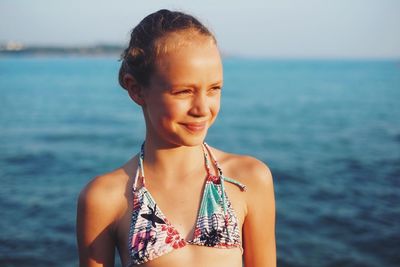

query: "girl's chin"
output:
146 125 210 147
146 134 206 148
175 134 207 147
174 131 209 147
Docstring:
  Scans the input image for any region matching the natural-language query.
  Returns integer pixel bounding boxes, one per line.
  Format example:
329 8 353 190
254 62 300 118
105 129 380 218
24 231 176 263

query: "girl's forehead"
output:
149 42 223 88
154 30 216 56
156 44 221 70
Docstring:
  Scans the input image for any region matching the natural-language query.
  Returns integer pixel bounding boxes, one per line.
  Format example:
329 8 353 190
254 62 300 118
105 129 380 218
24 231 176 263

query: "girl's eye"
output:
210 86 222 92
173 89 192 95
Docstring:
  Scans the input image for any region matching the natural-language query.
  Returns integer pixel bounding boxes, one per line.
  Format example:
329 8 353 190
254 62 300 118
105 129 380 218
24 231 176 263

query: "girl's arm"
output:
76 176 119 267
243 161 276 267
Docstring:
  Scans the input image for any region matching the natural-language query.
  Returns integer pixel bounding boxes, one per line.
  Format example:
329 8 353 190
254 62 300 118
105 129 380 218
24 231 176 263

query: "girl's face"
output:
142 36 222 147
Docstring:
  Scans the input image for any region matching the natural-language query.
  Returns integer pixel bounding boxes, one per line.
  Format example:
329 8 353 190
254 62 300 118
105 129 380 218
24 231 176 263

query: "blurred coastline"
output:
0 42 124 57
2 42 398 60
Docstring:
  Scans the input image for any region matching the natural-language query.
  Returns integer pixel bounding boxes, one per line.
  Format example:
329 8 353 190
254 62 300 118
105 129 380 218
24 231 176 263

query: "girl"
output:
76 9 275 267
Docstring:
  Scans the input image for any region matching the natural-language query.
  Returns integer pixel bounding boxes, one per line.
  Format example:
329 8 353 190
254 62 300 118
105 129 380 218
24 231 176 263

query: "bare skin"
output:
76 34 276 267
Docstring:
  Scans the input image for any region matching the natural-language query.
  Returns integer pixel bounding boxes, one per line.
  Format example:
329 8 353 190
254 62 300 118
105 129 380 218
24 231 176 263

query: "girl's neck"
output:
140 138 206 184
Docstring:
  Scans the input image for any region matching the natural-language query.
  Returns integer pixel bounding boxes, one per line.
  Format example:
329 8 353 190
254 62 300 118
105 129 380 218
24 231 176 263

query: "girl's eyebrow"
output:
170 80 223 88
170 83 196 88
209 81 223 86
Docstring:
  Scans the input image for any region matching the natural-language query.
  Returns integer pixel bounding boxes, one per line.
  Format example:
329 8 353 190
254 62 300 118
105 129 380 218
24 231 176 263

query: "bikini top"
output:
128 142 246 266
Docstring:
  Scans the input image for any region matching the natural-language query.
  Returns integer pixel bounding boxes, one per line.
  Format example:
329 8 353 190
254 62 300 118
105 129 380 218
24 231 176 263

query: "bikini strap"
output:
223 176 247 192
202 142 222 178
132 166 140 192
203 142 246 191
201 143 212 176
132 142 146 192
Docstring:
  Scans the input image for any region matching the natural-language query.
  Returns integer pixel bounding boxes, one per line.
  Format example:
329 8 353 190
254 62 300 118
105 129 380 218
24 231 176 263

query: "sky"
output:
1 0 400 58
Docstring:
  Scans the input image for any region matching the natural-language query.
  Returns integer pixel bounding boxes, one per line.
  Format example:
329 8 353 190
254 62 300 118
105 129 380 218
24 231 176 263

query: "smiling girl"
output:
76 9 276 267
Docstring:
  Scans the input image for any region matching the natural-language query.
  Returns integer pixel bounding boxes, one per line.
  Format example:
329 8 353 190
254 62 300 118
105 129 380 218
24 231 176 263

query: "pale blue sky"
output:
1 0 399 58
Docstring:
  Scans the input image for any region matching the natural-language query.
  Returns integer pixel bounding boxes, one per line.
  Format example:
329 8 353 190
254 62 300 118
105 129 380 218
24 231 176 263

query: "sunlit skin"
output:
76 33 276 267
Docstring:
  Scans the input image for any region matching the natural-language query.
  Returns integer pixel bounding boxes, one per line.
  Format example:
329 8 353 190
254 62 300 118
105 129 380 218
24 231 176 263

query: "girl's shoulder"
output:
209 146 275 229
209 146 273 192
78 156 137 222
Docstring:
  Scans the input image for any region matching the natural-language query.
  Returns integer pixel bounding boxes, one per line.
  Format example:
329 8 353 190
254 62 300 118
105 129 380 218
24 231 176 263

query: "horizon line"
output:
0 42 399 61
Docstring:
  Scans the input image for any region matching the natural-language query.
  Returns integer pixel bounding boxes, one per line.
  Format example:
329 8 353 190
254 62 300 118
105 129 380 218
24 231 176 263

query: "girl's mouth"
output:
180 122 207 132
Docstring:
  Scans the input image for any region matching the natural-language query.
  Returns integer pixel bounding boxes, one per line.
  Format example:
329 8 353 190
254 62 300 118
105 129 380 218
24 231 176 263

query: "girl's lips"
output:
180 122 207 132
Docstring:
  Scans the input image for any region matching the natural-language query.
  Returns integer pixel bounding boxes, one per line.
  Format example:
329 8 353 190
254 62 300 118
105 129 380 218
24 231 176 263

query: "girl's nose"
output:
189 93 208 117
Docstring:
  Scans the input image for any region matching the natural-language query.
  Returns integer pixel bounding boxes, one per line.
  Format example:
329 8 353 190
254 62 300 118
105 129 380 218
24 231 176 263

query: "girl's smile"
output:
179 121 208 133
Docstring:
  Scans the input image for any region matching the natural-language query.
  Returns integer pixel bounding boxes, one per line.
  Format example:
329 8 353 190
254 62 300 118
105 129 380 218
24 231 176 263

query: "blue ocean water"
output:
0 56 399 267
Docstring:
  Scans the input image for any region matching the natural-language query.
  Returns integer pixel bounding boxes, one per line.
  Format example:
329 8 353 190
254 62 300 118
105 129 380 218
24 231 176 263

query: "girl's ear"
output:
123 74 145 106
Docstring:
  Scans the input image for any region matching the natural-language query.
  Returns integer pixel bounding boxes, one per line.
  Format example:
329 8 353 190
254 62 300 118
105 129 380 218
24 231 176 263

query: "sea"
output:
0 56 399 267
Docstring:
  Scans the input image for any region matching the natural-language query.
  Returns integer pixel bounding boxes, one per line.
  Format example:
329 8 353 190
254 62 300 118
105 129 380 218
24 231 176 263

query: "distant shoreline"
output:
0 44 399 61
0 44 124 57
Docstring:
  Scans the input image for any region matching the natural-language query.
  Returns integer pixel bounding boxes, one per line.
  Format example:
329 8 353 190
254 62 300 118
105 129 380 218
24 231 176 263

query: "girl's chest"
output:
115 182 246 266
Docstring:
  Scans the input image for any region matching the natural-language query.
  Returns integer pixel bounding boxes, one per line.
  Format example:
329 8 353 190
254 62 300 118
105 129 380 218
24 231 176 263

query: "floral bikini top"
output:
128 143 246 265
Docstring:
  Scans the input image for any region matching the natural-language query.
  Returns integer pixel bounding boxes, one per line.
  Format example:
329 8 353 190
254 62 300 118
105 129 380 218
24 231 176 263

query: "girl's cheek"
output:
168 101 190 115
211 97 221 112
